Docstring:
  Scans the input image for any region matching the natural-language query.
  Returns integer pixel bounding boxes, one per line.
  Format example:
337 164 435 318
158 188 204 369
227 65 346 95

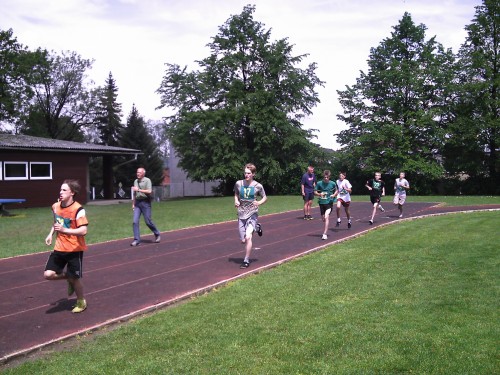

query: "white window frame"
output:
30 162 53 180
4 161 28 180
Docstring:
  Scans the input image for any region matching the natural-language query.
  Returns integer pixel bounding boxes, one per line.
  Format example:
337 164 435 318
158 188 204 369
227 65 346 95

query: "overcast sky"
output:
1 0 480 149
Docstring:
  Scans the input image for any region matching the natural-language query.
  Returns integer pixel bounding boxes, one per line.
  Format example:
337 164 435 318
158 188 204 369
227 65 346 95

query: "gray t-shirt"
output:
234 180 266 219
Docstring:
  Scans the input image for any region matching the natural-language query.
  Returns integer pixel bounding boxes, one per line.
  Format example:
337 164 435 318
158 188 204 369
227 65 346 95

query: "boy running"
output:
314 170 338 240
394 172 410 218
44 180 88 313
234 163 267 269
335 171 353 228
365 172 385 224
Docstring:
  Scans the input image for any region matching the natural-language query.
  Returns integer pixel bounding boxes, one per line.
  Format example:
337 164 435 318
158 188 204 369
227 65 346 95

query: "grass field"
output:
1 196 499 373
1 195 499 258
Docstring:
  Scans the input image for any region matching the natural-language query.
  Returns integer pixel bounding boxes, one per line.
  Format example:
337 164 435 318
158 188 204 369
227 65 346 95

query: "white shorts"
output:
238 214 258 241
393 194 406 205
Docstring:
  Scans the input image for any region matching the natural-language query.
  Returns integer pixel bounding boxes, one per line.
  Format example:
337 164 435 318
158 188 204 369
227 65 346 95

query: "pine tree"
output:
117 105 164 187
96 72 123 146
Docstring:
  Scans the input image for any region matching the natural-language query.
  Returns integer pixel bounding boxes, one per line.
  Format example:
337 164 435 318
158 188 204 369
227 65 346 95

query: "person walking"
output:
335 171 353 228
393 172 410 218
44 180 89 313
366 172 386 224
301 164 317 220
131 167 161 246
234 163 267 269
314 170 338 240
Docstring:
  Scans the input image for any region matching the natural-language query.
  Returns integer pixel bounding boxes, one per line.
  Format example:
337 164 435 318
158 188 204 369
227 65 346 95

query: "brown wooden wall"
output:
0 151 89 208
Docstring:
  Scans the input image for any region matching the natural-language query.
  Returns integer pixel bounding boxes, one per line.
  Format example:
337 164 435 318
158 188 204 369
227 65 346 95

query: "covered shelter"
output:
0 134 140 208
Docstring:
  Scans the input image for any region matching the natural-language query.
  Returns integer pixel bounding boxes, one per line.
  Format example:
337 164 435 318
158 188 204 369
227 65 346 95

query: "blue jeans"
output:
133 200 160 242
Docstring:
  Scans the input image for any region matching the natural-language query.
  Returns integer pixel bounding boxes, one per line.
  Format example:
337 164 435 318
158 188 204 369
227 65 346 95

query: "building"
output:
0 134 140 208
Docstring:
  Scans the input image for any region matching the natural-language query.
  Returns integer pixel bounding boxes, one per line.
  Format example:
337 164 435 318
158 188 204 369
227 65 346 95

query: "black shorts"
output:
45 251 84 279
370 195 382 205
303 192 315 202
319 202 334 216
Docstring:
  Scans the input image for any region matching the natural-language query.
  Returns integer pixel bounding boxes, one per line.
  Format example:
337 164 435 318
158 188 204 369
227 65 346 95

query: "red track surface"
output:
1 202 498 364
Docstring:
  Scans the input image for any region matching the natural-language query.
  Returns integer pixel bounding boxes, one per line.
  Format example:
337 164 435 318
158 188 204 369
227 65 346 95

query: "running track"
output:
1 202 498 364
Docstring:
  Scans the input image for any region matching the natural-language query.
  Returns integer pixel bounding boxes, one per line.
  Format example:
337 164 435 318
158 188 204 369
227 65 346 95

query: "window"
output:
30 162 52 180
0 162 2 180
4 162 28 180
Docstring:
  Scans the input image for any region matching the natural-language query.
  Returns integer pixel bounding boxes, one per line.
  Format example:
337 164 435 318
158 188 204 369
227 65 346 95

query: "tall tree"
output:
21 50 98 141
448 0 499 191
117 105 164 186
336 13 456 184
96 72 123 146
157 5 324 193
0 28 48 130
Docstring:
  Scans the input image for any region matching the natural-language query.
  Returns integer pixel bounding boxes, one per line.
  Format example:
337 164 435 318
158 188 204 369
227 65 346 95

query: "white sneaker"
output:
379 205 385 212
321 234 327 240
399 214 403 218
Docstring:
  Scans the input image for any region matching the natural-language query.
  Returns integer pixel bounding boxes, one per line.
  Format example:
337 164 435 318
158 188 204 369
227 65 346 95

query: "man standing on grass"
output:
234 163 267 269
44 180 88 313
366 172 385 225
301 164 316 220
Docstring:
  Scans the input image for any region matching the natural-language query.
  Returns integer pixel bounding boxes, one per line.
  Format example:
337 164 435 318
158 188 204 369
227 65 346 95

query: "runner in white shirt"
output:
335 171 353 228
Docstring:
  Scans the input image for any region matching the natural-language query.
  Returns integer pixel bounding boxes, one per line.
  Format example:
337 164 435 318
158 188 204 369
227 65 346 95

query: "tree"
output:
21 50 98 141
336 13 456 186
157 5 324 193
96 72 123 146
447 0 499 192
0 28 48 130
117 105 164 186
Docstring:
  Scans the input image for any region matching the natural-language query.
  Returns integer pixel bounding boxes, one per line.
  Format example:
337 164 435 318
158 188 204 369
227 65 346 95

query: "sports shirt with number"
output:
234 180 266 219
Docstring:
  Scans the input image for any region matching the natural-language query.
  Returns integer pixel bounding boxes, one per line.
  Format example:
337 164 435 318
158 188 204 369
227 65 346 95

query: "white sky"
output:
1 0 480 149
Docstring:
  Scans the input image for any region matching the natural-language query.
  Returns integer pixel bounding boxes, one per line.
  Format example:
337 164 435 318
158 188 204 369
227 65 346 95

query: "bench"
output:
0 199 26 217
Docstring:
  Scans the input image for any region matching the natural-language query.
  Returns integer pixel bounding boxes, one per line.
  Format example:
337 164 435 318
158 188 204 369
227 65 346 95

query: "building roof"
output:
0 134 141 155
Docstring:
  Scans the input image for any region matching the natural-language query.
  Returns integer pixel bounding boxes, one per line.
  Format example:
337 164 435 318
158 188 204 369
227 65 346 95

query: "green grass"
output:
1 195 499 258
3 211 498 374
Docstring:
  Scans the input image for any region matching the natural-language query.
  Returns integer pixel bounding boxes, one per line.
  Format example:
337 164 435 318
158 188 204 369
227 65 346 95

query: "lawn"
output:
1 196 499 373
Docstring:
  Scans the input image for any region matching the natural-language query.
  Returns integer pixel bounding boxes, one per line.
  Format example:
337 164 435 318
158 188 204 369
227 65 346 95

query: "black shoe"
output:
369 220 373 225
240 261 250 269
308 215 313 220
336 221 341 227
256 223 263 237
304 215 308 220
348 221 352 228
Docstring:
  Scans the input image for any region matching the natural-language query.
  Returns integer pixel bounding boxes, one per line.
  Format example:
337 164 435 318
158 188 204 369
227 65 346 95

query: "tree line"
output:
1 1 498 195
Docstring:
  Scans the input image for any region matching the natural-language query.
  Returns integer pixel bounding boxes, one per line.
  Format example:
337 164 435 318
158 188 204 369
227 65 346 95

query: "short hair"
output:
63 179 80 195
245 163 256 174
323 170 331 177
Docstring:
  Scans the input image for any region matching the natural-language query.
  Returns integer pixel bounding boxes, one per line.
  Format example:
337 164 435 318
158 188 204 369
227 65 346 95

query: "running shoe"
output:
256 223 263 237
240 261 250 269
336 220 341 227
72 299 87 313
348 221 352 228
155 234 161 243
379 205 385 212
321 234 327 240
369 220 373 225
130 240 140 246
